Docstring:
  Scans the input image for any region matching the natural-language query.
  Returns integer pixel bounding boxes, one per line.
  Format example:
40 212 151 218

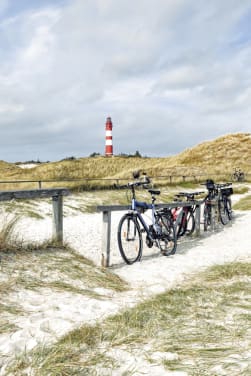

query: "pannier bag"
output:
221 187 233 196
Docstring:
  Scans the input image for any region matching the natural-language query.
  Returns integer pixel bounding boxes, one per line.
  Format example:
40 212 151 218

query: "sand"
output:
0 189 250 374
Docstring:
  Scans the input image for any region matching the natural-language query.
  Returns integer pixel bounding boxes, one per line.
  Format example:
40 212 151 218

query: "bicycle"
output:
231 167 244 182
172 191 204 238
217 183 233 224
117 181 177 264
202 180 233 231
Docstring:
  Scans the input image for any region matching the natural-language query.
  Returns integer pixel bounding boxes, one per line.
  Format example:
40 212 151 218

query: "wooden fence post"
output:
101 211 111 267
52 195 63 243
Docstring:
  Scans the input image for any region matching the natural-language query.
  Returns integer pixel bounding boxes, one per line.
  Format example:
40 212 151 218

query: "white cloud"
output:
0 0 251 161
0 0 8 15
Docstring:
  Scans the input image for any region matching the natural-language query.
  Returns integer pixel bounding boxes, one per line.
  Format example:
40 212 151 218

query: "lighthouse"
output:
105 117 113 156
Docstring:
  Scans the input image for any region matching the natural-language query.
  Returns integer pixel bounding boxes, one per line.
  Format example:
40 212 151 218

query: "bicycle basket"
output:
221 187 233 196
206 179 215 190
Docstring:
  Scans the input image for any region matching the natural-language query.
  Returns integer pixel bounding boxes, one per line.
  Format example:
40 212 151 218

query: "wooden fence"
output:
0 186 225 266
97 200 206 267
0 188 69 243
0 173 250 189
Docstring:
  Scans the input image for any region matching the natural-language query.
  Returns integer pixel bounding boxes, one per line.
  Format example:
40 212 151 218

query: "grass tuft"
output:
233 194 251 210
7 261 251 375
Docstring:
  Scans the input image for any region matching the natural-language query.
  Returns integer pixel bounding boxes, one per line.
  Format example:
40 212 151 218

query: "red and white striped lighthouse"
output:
105 117 113 156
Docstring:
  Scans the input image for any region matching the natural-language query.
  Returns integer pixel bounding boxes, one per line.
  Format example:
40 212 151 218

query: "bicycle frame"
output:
131 195 160 241
127 181 171 241
172 206 191 231
117 180 177 264
203 181 233 229
172 191 203 236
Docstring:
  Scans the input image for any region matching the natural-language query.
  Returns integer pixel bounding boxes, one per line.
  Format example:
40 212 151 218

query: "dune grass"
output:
232 186 249 194
0 133 250 191
233 195 251 210
0 216 128 302
0 216 21 252
0 246 128 297
7 261 251 376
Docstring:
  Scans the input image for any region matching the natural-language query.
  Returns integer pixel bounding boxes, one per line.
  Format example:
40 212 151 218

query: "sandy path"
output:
0 191 250 374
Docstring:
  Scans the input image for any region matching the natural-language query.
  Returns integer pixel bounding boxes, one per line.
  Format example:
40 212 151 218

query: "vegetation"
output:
0 216 21 252
7 261 251 375
0 218 128 293
232 186 249 195
0 133 249 191
233 195 251 210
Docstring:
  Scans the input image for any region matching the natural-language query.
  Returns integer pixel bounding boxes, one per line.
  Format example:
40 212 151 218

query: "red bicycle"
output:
172 191 204 238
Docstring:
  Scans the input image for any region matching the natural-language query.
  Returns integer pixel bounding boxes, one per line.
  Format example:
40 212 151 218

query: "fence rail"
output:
0 188 70 243
97 200 204 267
0 173 250 189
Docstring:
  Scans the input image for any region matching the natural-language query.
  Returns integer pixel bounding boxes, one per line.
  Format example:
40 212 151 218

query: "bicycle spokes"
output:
118 214 143 264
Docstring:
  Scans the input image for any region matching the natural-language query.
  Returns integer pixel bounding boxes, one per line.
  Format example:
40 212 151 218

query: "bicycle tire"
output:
231 173 238 182
176 212 186 238
177 211 195 237
184 211 195 235
203 203 211 231
218 198 229 225
157 213 177 256
226 197 232 220
117 213 143 264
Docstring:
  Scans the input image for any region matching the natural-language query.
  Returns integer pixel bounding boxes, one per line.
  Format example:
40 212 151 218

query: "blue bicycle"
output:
117 181 177 264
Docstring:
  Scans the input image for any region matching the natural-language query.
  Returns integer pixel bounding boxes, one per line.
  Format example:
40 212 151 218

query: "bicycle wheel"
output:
117 213 143 264
157 213 177 256
231 173 238 182
184 210 195 235
218 198 229 225
226 197 232 220
176 212 186 238
239 173 244 182
178 210 195 237
203 203 211 231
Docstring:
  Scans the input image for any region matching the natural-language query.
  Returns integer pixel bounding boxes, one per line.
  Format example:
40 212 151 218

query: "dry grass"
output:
0 217 128 299
0 246 128 296
175 133 251 173
0 133 250 190
6 261 251 375
0 216 21 252
233 195 251 210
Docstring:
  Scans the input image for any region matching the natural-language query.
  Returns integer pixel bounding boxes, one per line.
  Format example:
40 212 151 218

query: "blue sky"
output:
0 0 251 162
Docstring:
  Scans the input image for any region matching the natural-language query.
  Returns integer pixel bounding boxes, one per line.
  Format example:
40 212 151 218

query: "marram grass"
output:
6 261 251 376
0 133 251 191
233 194 251 210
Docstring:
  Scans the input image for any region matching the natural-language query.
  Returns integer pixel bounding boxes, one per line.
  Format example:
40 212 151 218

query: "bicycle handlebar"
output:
116 180 150 190
176 191 204 197
201 182 232 189
174 191 204 201
215 183 232 189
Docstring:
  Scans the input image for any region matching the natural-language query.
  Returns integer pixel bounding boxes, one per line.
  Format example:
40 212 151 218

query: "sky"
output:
0 0 251 162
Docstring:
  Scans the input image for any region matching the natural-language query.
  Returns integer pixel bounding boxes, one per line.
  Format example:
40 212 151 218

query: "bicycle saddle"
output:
148 189 160 195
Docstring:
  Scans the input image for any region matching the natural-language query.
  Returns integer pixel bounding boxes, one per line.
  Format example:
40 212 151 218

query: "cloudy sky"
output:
0 0 251 162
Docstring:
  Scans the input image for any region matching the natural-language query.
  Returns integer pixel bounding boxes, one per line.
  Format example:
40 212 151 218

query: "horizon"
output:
10 131 250 164
0 0 251 162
